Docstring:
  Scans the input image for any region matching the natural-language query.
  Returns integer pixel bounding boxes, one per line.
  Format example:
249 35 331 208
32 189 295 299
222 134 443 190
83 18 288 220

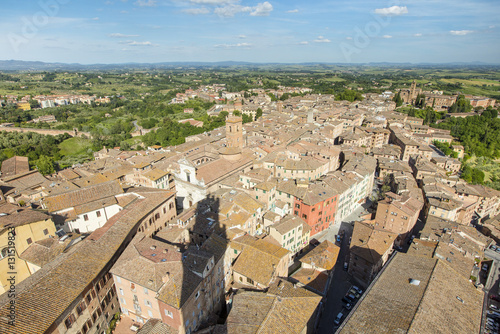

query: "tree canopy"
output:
335 89 364 102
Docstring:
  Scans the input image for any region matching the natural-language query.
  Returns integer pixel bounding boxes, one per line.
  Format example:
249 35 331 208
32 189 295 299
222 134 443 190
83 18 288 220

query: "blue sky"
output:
1 0 499 64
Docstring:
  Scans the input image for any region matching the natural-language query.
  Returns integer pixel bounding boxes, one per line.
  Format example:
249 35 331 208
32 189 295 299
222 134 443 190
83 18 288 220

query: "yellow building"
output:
0 205 56 294
16 102 31 111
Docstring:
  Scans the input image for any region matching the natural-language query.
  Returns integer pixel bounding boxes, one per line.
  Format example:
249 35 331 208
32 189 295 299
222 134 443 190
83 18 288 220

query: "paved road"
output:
315 204 369 334
482 248 500 334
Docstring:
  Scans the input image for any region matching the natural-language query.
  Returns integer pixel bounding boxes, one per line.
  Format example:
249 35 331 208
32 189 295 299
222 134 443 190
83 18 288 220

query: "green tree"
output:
242 114 252 124
408 107 416 117
448 95 472 113
414 93 426 109
393 92 403 107
267 93 277 101
335 89 364 102
280 93 290 101
120 141 131 151
255 108 263 120
36 155 55 175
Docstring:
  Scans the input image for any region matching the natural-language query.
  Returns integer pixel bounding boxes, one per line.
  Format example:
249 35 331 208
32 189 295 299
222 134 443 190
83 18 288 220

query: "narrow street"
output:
314 203 370 334
482 248 500 334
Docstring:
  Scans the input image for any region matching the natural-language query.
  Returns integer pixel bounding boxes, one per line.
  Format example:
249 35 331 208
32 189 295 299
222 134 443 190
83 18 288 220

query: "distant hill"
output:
0 60 498 71
0 60 257 71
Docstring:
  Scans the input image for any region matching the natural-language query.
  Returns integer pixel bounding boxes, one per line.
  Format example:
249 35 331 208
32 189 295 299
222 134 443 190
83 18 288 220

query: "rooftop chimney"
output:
162 272 170 284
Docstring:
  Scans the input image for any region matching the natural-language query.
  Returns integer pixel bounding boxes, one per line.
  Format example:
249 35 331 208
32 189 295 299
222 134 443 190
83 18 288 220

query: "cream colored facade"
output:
0 217 56 294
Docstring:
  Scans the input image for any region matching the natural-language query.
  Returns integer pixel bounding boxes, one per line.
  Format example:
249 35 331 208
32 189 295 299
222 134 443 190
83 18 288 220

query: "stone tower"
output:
277 101 283 113
410 80 417 102
226 115 243 149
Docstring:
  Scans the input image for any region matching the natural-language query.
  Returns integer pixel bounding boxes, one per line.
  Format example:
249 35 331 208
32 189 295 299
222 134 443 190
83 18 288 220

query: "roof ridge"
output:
406 258 439 331
257 295 281 334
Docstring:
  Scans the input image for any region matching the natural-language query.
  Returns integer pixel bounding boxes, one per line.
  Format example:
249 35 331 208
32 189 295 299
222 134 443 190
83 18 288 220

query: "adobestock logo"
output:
339 0 404 62
8 0 71 53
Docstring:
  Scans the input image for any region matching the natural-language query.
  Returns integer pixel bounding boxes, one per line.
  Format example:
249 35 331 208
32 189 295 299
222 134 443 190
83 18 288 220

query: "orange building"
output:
293 183 338 236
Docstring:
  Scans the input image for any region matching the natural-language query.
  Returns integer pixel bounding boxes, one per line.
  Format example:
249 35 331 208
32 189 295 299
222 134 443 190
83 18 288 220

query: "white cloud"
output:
238 34 247 39
383 35 392 39
214 5 250 17
122 40 157 46
287 9 299 13
414 33 422 37
134 0 157 7
299 41 309 45
183 7 211 14
190 0 237 4
109 33 140 38
203 1 273 17
92 17 100 20
214 42 252 48
374 6 408 16
489 25 495 29
250 2 273 16
450 30 474 36
346 37 352 40
314 36 331 43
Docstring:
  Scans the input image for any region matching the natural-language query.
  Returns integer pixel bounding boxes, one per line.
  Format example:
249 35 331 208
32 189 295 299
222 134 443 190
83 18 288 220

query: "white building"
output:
41 100 55 108
41 180 127 233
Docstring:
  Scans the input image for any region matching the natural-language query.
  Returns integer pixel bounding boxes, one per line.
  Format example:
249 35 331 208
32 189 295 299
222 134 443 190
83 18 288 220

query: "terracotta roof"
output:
299 240 340 271
1 170 47 191
0 208 52 234
226 278 322 334
74 195 118 215
43 180 123 212
350 221 397 265
270 215 306 235
58 168 81 181
137 318 178 334
19 234 84 267
142 168 170 181
196 154 253 186
232 238 290 286
289 268 329 295
340 253 483 334
0 188 175 334
72 174 109 187
111 233 183 293
0 156 29 177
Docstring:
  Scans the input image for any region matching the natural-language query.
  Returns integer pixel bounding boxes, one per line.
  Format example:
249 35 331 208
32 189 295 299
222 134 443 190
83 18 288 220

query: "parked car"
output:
352 286 364 295
490 304 499 310
349 288 361 299
345 303 352 310
336 235 342 243
342 297 352 304
346 293 357 302
483 264 490 271
491 245 498 251
334 312 344 325
343 262 348 271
